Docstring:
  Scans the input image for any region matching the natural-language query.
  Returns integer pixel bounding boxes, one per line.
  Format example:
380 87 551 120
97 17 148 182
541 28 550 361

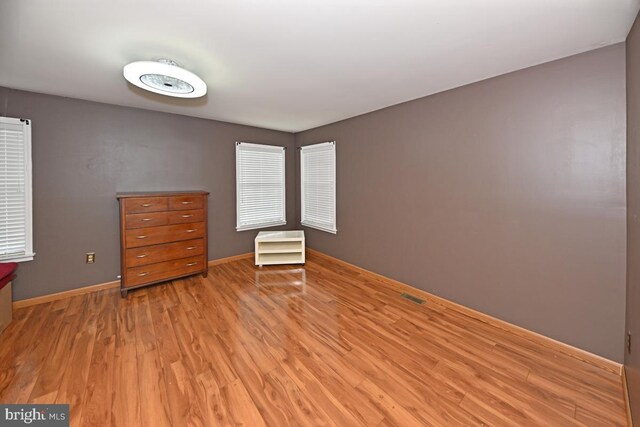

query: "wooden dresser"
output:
117 191 209 297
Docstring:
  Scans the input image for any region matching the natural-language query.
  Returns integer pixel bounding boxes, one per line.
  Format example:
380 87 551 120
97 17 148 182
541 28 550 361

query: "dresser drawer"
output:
124 197 169 214
126 238 205 267
168 209 204 225
125 211 169 229
125 256 204 287
125 222 205 248
169 195 203 211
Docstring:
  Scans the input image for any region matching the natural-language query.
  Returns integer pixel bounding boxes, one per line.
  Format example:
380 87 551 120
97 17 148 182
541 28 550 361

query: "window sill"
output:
301 222 337 234
236 221 287 232
0 253 35 263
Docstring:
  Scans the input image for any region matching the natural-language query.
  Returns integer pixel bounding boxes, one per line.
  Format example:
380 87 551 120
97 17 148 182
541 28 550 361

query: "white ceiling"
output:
1 1 639 132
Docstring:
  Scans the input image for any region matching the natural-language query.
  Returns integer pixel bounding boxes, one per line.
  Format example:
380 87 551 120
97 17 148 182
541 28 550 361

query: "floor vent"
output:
400 293 425 305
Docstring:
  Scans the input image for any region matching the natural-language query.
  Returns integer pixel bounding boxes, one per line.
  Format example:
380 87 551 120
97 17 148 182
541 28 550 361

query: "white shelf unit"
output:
255 230 305 266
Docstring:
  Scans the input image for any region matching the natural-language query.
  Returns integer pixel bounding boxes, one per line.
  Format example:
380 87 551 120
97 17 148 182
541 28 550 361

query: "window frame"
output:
300 141 337 234
235 141 287 232
0 116 34 262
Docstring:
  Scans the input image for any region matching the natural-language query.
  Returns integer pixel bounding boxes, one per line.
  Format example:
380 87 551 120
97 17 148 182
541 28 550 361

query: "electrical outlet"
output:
86 252 95 264
628 331 632 354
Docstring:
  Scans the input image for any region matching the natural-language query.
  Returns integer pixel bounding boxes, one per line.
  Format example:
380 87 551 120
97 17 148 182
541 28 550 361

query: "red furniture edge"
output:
0 263 18 291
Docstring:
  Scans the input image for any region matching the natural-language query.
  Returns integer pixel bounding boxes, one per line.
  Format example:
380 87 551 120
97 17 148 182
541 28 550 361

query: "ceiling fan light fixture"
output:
123 59 207 98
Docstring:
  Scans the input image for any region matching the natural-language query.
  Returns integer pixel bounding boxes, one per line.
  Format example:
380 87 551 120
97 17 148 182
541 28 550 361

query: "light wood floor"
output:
0 253 627 426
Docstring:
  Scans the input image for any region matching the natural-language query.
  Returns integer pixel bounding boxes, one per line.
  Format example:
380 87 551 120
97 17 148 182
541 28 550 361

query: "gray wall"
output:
626 9 640 424
0 87 296 300
295 44 627 362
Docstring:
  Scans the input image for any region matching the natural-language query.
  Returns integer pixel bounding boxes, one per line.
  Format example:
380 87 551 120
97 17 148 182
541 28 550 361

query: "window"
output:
236 142 286 231
0 117 34 262
301 141 336 234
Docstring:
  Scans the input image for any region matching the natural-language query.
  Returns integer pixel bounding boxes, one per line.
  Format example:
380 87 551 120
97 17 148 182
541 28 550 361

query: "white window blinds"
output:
236 142 286 231
0 117 34 262
301 141 336 234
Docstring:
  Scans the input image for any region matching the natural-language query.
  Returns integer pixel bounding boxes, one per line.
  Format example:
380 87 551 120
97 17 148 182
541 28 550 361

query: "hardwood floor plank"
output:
458 393 523 426
390 318 581 420
344 346 479 425
148 295 182 365
0 304 53 401
132 293 157 356
215 334 297 426
527 371 625 423
187 309 238 387
55 304 100 427
278 353 364 427
164 359 206 427
137 349 172 427
166 304 210 376
193 369 231 426
111 345 140 427
80 336 116 427
576 405 626 427
263 367 333 426
435 359 585 426
277 335 384 426
80 290 118 427
0 305 35 364
29 300 87 403
115 297 136 348
220 378 268 427
355 378 427 427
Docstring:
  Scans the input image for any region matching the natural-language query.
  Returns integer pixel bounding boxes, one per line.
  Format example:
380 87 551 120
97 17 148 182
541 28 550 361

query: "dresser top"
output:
116 190 209 199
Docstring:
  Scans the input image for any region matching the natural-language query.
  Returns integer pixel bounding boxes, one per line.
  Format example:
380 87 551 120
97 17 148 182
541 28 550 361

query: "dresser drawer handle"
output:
141 203 152 207
186 246 196 250
137 272 149 277
136 235 148 239
136 254 148 258
141 218 152 222
185 229 197 233
181 201 193 205
181 214 193 218
186 262 198 266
